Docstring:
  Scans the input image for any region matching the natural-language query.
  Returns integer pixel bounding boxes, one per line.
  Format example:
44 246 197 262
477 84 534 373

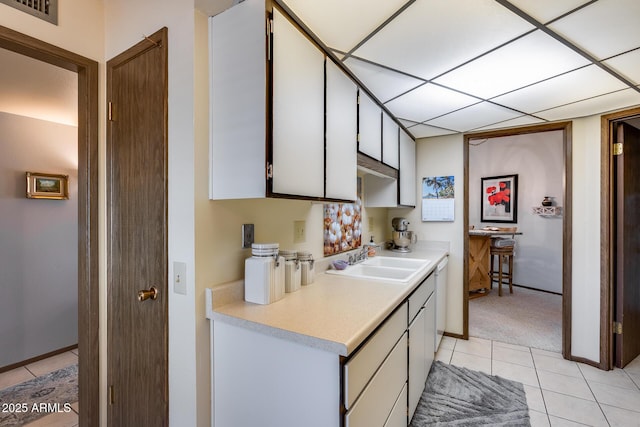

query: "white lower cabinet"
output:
408 273 436 421
408 307 427 419
345 332 408 427
385 383 408 427
213 270 439 427
344 303 408 409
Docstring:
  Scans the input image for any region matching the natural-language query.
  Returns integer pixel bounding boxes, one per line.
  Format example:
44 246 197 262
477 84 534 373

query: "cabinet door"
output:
408 307 426 419
209 0 267 199
358 90 382 161
382 112 399 169
399 130 416 206
326 60 357 201
424 293 436 375
271 8 325 197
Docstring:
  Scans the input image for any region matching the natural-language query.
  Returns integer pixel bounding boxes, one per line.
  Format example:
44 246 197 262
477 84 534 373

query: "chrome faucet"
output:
348 247 369 265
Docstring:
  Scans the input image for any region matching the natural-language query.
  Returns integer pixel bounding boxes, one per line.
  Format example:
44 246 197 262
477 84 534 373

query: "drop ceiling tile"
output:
548 0 640 59
536 88 640 121
426 102 523 132
492 65 627 113
472 115 545 132
604 49 640 86
343 57 425 103
351 0 534 80
434 30 590 99
282 0 407 53
408 123 458 138
384 83 480 123
507 0 593 24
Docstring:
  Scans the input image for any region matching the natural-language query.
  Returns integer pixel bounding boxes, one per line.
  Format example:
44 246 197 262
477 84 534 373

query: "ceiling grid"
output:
282 0 640 137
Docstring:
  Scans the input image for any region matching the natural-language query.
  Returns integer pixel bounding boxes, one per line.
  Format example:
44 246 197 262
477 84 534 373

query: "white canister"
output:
298 251 315 286
244 243 285 304
280 249 301 293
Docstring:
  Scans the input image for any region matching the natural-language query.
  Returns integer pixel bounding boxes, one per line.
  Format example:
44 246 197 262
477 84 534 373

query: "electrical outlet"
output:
242 224 254 249
294 220 306 243
368 217 374 232
173 261 187 295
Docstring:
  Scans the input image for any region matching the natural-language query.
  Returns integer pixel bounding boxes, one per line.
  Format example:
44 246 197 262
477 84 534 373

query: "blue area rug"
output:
410 361 530 426
0 364 77 426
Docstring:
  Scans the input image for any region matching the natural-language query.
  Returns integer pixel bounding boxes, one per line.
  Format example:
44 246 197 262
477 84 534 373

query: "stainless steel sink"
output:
325 256 431 284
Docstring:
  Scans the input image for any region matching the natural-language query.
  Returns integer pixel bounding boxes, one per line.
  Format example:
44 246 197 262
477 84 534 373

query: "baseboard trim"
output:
0 344 78 373
512 283 562 296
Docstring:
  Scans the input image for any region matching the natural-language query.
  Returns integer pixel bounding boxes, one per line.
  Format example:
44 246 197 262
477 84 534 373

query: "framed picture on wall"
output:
481 174 517 223
26 172 69 200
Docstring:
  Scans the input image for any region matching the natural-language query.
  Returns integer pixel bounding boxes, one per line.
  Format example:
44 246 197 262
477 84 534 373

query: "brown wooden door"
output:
614 122 640 368
106 28 168 425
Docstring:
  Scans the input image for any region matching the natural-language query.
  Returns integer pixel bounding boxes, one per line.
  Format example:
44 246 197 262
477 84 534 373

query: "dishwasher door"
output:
435 256 448 350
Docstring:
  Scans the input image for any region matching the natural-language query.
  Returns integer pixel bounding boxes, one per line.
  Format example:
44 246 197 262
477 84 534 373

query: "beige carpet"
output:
469 286 562 353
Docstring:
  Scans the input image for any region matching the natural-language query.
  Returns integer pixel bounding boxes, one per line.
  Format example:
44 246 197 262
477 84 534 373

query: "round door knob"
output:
138 287 158 301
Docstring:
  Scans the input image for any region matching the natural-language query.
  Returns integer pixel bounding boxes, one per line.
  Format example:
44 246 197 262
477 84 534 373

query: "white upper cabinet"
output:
358 90 382 161
272 8 325 198
326 60 358 201
209 0 266 199
399 129 416 206
382 112 399 168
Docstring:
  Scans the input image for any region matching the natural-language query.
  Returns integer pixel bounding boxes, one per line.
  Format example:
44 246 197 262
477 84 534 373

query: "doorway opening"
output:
0 25 99 425
463 122 572 359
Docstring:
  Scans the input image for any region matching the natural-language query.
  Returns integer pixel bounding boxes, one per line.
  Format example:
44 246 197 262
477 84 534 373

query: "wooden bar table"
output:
468 228 522 297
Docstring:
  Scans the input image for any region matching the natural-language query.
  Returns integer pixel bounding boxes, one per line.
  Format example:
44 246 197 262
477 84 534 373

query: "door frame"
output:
600 106 640 370
462 121 573 359
0 26 99 425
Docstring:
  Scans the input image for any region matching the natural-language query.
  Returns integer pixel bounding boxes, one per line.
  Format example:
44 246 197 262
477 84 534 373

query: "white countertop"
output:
209 244 449 357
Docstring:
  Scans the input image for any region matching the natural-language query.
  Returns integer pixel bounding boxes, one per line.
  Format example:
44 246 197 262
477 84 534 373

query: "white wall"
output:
0 1 104 62
469 131 564 293
0 112 78 367
389 134 465 336
104 2 197 426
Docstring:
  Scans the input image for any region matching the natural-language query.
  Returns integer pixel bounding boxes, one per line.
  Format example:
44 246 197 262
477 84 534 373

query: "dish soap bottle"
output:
366 236 379 257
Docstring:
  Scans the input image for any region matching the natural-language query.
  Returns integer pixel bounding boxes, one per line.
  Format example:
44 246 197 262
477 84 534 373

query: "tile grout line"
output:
23 365 37 379
529 346 552 426
576 363 612 427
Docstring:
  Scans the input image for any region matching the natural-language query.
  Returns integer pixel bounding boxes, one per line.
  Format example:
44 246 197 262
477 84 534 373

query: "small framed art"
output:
26 172 69 200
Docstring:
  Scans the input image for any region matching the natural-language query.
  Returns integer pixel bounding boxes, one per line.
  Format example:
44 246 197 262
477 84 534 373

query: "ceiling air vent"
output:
0 0 58 25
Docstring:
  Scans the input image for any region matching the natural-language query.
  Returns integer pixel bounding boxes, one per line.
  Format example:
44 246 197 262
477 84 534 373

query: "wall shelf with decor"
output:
532 206 562 217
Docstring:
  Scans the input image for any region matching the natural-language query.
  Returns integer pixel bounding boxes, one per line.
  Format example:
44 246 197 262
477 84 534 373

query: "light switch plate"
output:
174 261 187 295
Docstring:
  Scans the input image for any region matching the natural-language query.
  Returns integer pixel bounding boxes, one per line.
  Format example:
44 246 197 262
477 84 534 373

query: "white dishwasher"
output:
434 256 448 350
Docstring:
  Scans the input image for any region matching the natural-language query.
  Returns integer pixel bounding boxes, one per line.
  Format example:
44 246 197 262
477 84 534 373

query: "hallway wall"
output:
0 112 78 367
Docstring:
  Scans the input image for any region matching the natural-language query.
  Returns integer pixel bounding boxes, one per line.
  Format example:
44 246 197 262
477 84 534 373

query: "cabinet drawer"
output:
385 383 408 427
345 332 408 427
408 273 435 322
344 302 408 410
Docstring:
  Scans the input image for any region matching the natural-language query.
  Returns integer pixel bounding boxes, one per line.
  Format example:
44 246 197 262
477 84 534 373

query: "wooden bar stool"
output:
489 227 517 296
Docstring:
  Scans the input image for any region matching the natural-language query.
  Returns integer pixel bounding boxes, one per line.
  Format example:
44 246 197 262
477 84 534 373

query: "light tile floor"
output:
4 343 640 426
0 350 79 427
437 336 640 427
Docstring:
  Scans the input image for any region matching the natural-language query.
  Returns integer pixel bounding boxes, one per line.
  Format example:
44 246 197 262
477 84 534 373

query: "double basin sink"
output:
326 256 432 284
